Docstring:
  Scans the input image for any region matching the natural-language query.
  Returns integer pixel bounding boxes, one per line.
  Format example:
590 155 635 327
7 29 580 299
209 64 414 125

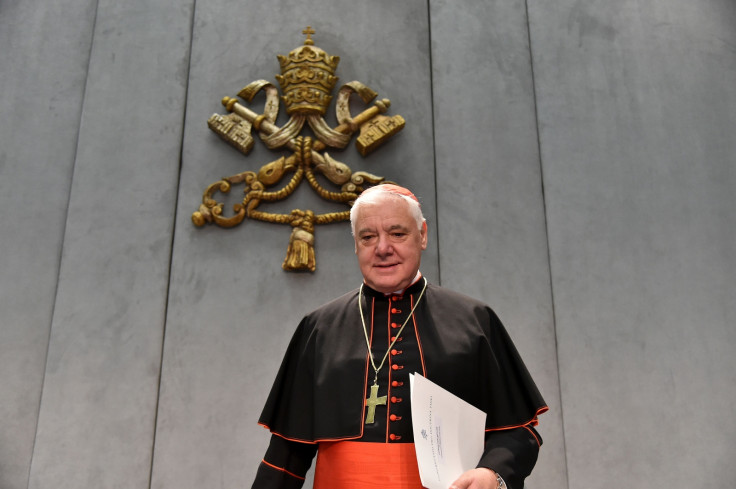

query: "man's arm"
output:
450 425 540 489
477 425 541 489
251 435 318 489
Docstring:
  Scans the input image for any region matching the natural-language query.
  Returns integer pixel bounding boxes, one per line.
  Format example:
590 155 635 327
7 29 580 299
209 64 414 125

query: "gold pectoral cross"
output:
364 383 387 424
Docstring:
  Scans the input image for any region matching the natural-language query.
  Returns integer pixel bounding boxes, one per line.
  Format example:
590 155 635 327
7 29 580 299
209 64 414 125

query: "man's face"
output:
353 198 427 293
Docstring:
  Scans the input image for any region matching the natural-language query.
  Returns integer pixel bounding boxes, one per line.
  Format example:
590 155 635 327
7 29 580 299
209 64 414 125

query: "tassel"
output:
283 227 316 272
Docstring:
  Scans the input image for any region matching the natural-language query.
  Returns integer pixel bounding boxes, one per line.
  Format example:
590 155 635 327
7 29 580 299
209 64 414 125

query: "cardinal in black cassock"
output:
251 185 547 489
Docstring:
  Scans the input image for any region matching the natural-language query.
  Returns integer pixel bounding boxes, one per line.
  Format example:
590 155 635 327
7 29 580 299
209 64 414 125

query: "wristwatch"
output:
495 471 507 489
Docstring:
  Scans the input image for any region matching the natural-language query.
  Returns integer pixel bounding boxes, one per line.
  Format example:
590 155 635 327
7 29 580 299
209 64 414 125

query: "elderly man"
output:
252 184 547 489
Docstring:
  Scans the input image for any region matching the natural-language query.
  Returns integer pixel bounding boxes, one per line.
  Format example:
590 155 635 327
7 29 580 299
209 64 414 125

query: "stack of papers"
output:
410 373 487 489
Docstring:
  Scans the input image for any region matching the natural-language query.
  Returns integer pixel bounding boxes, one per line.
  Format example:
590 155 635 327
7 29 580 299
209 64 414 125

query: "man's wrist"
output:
489 469 507 489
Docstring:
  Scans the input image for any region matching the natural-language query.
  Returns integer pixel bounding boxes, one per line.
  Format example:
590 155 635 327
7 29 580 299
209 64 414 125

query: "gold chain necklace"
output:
358 278 428 424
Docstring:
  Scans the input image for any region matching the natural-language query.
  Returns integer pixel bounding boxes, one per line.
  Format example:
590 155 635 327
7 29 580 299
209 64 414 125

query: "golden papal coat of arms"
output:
192 27 405 272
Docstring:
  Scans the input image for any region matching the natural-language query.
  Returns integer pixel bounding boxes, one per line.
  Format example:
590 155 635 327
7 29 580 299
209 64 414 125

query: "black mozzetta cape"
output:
258 279 547 443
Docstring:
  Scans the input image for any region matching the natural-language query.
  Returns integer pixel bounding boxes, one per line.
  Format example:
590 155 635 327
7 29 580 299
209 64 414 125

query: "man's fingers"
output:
449 467 497 489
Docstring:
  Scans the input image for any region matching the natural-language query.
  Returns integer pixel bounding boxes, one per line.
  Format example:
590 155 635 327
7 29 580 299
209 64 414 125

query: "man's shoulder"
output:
426 283 491 309
424 283 506 336
304 287 360 319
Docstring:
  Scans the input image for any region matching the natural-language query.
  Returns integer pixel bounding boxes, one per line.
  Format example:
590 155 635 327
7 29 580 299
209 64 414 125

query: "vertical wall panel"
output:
529 1 736 487
5 2 734 488
151 1 436 487
26 0 194 488
430 1 567 487
0 1 96 488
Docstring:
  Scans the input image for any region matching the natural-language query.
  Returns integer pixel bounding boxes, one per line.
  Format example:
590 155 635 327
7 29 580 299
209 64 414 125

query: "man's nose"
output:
375 234 393 256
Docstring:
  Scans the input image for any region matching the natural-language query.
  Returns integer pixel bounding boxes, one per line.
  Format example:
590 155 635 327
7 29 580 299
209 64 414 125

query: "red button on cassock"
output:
391 349 402 356
391 396 402 403
390 414 402 421
389 434 402 441
391 322 399 329
391 381 403 387
391 364 403 370
391 308 401 314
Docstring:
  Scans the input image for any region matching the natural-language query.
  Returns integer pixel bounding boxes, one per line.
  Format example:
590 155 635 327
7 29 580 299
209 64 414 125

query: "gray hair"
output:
350 185 426 236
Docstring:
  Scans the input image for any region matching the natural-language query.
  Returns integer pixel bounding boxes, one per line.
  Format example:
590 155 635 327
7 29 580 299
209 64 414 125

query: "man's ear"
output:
420 222 428 250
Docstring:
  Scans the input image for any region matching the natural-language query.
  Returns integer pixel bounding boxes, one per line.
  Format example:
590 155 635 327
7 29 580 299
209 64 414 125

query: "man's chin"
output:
366 271 407 293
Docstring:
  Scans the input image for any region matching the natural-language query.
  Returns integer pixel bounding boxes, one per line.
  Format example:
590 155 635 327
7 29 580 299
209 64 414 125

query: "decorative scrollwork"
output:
193 27 406 271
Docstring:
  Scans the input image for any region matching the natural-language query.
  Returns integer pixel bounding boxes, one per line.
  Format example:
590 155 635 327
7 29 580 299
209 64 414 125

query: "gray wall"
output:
0 1 733 489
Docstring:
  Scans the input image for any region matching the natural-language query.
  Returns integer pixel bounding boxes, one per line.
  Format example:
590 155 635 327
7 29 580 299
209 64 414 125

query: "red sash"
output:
314 441 425 489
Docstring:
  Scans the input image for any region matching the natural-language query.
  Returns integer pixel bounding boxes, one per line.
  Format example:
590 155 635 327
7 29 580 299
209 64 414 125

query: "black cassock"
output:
252 278 548 489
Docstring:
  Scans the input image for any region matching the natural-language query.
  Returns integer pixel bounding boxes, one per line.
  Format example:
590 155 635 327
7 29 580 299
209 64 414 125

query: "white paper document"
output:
410 373 486 489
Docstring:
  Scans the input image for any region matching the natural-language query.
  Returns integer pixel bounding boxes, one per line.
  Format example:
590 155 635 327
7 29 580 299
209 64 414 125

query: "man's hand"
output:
449 467 498 489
